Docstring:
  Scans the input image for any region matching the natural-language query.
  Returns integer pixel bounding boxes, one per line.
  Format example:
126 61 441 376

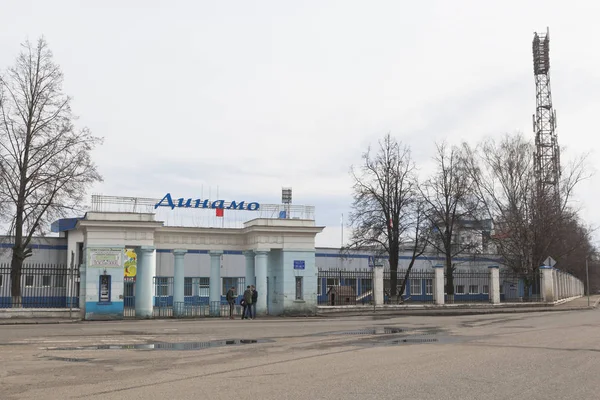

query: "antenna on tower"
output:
532 27 561 203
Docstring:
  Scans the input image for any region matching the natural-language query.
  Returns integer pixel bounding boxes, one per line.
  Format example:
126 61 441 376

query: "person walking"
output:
226 286 236 319
251 285 258 319
242 285 253 320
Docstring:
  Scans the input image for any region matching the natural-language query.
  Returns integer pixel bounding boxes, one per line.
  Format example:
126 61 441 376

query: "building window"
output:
455 285 465 294
295 277 303 300
156 277 169 296
482 285 489 294
184 277 192 296
0 275 3 287
410 279 422 295
25 275 34 287
222 278 238 296
326 278 339 292
469 285 479 294
499 283 504 294
42 275 51 287
425 279 433 295
199 278 210 297
360 278 372 293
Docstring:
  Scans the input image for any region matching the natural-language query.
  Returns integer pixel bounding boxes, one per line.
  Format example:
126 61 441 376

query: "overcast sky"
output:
1 0 599 247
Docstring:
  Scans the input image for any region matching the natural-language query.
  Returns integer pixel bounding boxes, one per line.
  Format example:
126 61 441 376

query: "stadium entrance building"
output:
53 194 324 320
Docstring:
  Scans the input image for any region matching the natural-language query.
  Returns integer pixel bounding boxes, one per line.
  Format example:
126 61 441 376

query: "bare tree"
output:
420 141 478 302
463 133 590 297
348 133 421 299
0 38 102 306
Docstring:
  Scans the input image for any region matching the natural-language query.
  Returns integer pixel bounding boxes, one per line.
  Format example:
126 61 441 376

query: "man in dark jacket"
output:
242 286 253 319
226 286 236 319
250 285 258 319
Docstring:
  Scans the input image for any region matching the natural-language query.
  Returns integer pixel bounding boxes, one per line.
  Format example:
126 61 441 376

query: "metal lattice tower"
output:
532 27 561 199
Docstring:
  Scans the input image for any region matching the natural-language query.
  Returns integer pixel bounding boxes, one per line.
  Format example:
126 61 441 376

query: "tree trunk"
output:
445 253 454 303
10 249 25 308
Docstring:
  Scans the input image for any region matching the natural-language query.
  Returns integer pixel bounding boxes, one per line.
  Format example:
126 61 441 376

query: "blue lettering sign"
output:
154 193 261 211
293 260 305 270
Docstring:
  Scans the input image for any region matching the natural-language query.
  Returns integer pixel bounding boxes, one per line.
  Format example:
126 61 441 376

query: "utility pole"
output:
586 257 590 307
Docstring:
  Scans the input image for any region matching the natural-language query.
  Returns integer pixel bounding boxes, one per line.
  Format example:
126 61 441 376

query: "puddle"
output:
390 338 439 344
43 356 93 362
323 327 407 335
48 339 273 351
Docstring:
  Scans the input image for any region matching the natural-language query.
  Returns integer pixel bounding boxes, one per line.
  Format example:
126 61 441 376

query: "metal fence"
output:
499 269 542 303
0 263 79 309
317 268 374 305
384 269 435 304
124 276 247 318
446 270 490 303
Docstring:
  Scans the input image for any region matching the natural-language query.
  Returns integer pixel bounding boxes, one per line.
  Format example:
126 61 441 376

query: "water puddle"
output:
47 339 273 351
322 327 407 335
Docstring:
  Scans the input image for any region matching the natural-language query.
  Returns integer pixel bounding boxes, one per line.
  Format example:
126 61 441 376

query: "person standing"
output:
242 285 253 320
250 285 258 319
226 286 236 320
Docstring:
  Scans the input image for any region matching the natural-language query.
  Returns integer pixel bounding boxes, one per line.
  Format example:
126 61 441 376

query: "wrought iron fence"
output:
446 270 490 303
0 263 79 309
317 268 374 305
383 269 435 304
499 269 542 303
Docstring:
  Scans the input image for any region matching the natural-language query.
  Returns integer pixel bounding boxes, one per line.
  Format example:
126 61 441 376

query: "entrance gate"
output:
124 277 136 318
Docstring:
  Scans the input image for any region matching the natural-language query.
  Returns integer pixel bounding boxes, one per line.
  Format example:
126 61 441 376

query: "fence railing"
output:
0 263 79 309
317 268 374 305
447 270 490 303
499 270 542 303
383 269 435 304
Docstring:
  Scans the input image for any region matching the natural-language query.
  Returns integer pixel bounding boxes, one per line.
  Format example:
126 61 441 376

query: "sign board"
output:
155 193 260 211
88 248 123 269
544 256 557 268
293 260 305 270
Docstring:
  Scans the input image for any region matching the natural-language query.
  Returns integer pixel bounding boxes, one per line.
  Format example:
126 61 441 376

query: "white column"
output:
79 263 87 320
209 251 223 316
135 246 156 318
173 249 187 316
433 265 445 305
244 250 255 287
254 250 269 315
373 263 384 306
541 266 555 303
488 265 500 304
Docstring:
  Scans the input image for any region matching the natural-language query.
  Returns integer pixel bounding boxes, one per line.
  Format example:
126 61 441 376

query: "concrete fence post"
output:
373 263 384 306
540 266 555 303
433 265 444 305
488 266 500 304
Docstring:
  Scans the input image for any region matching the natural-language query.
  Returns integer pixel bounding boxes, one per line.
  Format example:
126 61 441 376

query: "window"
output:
0 275 3 287
199 278 210 297
326 278 339 293
455 285 465 294
54 275 66 288
156 277 169 296
482 285 489 294
469 285 479 294
25 275 34 287
222 278 238 296
42 275 51 287
361 278 372 293
410 279 422 295
184 277 192 296
295 277 303 300
425 279 433 295
499 284 504 294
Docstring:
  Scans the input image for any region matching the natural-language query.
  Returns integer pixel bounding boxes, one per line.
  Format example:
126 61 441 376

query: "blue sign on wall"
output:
368 256 375 268
154 193 260 211
293 260 305 270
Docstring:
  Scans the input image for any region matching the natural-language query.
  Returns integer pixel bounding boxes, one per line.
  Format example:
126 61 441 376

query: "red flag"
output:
216 208 224 217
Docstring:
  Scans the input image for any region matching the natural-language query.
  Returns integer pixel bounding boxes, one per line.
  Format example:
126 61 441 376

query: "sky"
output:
1 0 599 248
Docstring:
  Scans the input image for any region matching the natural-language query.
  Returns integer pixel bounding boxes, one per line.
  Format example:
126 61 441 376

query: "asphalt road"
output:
1 307 599 400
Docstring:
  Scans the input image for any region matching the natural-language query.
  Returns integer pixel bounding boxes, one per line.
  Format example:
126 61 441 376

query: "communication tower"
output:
532 27 561 200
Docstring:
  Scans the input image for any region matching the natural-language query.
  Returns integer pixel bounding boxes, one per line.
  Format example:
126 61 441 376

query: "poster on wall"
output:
88 248 123 269
124 249 137 278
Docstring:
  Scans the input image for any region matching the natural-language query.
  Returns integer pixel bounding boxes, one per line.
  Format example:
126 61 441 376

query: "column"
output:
254 250 269 315
173 249 187 316
79 263 87 320
488 266 500 304
433 265 445 305
135 246 156 318
540 266 555 303
373 263 384 306
243 250 255 288
209 251 223 316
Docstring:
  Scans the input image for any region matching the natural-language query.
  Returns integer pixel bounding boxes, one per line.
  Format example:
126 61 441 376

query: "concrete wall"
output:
0 236 68 264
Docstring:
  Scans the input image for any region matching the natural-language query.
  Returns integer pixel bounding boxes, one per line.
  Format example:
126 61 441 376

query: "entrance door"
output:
124 277 135 317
